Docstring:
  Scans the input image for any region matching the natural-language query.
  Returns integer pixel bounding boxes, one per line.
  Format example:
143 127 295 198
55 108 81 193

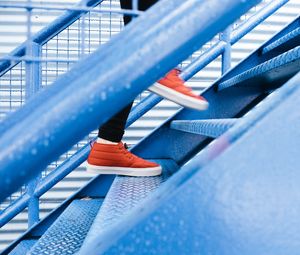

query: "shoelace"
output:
119 143 134 159
124 143 129 150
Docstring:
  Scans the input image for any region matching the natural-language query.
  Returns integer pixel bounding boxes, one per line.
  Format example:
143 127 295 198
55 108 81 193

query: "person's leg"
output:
88 0 162 177
98 0 159 144
88 0 209 177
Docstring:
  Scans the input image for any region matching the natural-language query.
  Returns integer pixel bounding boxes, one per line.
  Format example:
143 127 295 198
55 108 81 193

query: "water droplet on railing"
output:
31 148 37 155
101 92 107 100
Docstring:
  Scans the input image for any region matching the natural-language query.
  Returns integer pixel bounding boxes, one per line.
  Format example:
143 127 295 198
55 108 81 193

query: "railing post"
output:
25 42 42 101
25 41 42 227
27 177 40 227
25 0 42 227
220 25 232 74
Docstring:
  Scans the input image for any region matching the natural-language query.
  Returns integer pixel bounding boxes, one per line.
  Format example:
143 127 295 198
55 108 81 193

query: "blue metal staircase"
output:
0 0 299 254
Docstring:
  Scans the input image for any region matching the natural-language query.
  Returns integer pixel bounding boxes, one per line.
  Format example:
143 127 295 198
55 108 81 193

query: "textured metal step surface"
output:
101 72 300 255
8 240 37 255
170 119 237 138
80 159 178 253
218 45 300 91
262 27 300 54
27 199 102 255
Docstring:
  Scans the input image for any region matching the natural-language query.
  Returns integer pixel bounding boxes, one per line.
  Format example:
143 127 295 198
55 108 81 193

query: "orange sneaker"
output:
86 142 162 177
149 69 209 111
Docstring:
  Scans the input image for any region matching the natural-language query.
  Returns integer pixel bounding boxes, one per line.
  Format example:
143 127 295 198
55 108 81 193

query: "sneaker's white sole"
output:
149 83 209 111
86 163 162 177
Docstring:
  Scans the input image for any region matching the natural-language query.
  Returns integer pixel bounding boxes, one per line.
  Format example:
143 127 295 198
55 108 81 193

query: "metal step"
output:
27 199 102 255
90 63 300 255
79 159 178 254
218 45 300 91
170 119 237 138
262 27 300 54
8 240 37 255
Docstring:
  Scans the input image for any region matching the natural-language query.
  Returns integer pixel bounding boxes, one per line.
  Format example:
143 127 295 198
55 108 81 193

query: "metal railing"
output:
0 0 289 247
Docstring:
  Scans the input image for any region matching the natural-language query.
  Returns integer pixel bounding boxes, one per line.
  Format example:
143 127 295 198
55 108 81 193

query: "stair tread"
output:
9 240 37 255
80 159 178 252
100 72 300 255
171 119 237 138
218 45 300 91
262 26 300 54
28 199 102 255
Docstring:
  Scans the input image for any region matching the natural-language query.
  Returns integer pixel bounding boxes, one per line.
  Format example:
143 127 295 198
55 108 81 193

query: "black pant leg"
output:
98 0 159 142
120 0 159 24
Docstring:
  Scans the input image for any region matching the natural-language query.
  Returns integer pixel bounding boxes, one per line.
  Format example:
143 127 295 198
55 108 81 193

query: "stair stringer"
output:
82 72 300 255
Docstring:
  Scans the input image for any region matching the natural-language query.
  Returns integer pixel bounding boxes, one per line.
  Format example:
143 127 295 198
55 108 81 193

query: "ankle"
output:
97 138 118 145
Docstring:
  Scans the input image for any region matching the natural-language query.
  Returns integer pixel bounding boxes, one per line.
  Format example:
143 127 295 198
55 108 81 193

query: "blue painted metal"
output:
128 0 289 124
25 40 42 228
216 19 300 86
0 92 161 227
0 0 262 203
85 72 300 255
27 178 40 228
259 16 300 56
80 159 178 253
0 0 290 249
127 94 162 126
0 3 142 17
170 119 237 138
0 195 31 228
186 0 289 80
0 0 296 251
0 0 287 228
9 240 37 255
218 46 300 91
1 0 281 225
25 43 41 101
0 143 95 227
181 41 227 81
220 26 232 74
262 26 300 54
231 0 289 44
0 0 277 138
2 175 114 255
0 149 87 227
129 14 300 169
28 199 102 255
0 0 103 76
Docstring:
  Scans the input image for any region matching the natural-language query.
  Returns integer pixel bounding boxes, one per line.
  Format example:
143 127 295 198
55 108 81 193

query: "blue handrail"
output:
0 0 289 228
0 0 262 203
0 0 104 229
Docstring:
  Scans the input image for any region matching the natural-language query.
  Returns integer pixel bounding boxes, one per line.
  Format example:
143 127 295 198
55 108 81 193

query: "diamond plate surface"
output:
262 27 300 54
171 119 237 138
28 199 102 255
80 159 178 251
218 46 300 90
9 240 37 255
